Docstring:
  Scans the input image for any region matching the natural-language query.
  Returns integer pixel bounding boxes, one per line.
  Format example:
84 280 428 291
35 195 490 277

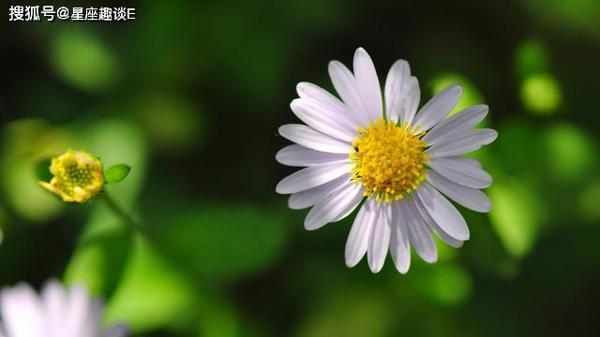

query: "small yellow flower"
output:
38 150 104 203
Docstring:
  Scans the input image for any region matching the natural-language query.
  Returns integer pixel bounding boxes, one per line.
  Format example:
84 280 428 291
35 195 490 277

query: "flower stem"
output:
101 192 142 233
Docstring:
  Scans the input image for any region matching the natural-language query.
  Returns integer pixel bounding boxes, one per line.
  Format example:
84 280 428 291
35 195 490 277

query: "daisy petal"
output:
1 284 44 337
428 156 492 189
368 203 391 273
278 124 352 154
328 61 370 125
276 144 349 167
288 175 351 209
412 196 464 248
304 181 363 230
422 104 488 146
384 59 411 122
384 60 410 121
296 82 361 130
276 162 353 194
405 199 438 263
412 84 463 131
290 98 356 142
415 183 470 241
400 76 421 126
426 170 491 212
104 324 129 337
345 199 375 267
353 48 383 123
389 201 411 273
427 128 498 158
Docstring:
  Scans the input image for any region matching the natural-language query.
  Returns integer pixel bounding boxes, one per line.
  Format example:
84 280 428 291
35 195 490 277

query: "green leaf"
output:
104 236 196 333
64 224 133 298
488 178 543 258
158 203 289 283
34 158 52 181
104 164 131 184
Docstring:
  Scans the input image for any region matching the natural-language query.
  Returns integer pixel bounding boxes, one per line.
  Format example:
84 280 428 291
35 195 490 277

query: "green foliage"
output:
488 178 543 258
105 164 132 184
543 124 596 184
64 224 132 297
0 119 69 222
158 203 289 284
34 158 52 182
51 29 118 92
520 73 562 114
105 236 196 333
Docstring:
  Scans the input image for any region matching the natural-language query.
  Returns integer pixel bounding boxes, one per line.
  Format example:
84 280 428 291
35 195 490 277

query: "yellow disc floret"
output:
350 118 429 203
38 150 104 203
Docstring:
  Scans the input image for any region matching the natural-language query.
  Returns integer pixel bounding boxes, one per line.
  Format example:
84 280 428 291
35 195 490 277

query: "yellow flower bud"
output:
38 150 104 203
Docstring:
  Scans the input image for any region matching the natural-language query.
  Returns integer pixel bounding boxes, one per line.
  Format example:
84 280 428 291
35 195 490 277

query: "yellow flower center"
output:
350 118 429 203
38 150 104 203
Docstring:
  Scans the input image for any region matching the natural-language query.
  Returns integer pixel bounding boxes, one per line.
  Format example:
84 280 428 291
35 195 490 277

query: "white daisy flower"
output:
0 281 127 337
275 47 497 273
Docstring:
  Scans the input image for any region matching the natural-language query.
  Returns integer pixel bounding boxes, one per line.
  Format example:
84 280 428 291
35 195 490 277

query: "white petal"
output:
276 144 349 167
422 104 488 146
384 59 411 122
104 324 129 337
400 76 421 126
412 196 464 248
389 202 411 273
345 200 375 267
290 98 356 142
353 48 382 123
427 128 498 158
276 162 352 194
278 124 351 154
412 84 463 131
405 199 438 263
428 156 492 189
296 81 361 130
42 281 67 337
1 284 44 337
414 183 470 241
63 285 94 337
426 170 491 212
367 202 391 273
328 61 370 125
288 174 350 209
304 181 363 230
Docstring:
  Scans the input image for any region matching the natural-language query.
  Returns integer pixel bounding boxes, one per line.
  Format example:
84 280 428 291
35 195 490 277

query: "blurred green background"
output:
2 0 600 336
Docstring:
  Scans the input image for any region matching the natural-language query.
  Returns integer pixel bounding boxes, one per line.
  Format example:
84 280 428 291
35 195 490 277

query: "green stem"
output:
101 192 142 233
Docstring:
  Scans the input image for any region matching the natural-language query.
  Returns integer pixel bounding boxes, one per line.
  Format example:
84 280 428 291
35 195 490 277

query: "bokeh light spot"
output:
520 73 562 115
51 29 118 92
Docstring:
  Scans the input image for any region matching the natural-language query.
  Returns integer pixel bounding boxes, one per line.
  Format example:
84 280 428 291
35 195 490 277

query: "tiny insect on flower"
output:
38 150 104 203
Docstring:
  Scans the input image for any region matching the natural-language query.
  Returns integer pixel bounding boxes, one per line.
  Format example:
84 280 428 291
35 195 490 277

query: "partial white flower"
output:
0 281 128 337
276 47 498 273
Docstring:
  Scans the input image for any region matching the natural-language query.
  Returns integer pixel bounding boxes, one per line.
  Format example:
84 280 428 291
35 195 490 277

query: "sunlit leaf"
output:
51 29 118 92
520 73 562 115
515 39 549 79
543 123 596 184
411 263 472 305
578 179 600 223
64 224 132 297
159 203 289 283
105 236 197 333
488 178 543 258
105 164 132 184
0 119 70 222
298 287 392 337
